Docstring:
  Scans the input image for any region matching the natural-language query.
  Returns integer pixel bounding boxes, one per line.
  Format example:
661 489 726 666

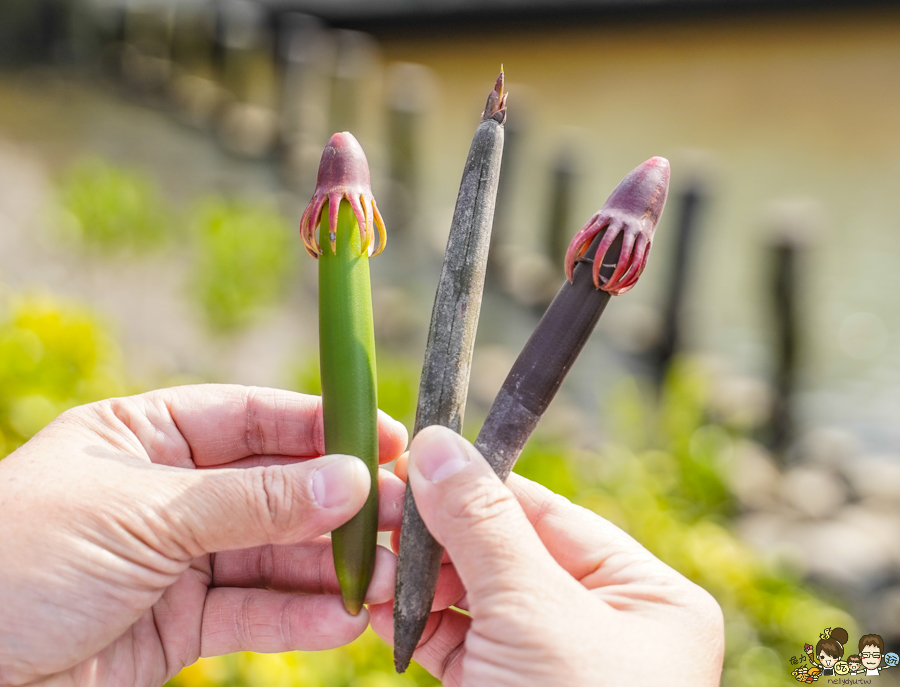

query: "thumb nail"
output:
312 456 365 508
416 429 470 483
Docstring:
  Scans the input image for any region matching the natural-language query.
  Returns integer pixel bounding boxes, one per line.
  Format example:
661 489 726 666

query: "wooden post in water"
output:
762 200 818 463
274 12 330 189
487 99 525 283
768 235 801 462
649 178 707 385
328 30 376 136
546 149 579 268
385 63 431 240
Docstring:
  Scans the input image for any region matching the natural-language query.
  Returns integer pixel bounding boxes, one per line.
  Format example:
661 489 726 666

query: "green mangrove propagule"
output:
299 131 387 615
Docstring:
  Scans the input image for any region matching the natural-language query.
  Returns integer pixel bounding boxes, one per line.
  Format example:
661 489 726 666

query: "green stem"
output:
319 199 379 616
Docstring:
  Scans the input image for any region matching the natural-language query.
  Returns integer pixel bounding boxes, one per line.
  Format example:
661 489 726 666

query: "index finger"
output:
504 472 682 588
396 450 674 586
103 384 409 468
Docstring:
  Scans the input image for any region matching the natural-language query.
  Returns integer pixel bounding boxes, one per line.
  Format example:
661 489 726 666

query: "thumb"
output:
149 454 371 556
407 426 563 607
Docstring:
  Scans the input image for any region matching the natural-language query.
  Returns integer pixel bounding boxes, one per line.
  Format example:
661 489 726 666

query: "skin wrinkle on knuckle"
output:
311 399 325 456
416 607 453 661
527 489 571 532
155 395 193 466
316 541 330 594
268 389 284 456
278 595 294 649
258 466 294 531
236 593 254 648
442 476 516 528
83 400 146 455
440 640 466 681
474 586 540 625
589 546 660 587
243 387 267 456
256 545 275 588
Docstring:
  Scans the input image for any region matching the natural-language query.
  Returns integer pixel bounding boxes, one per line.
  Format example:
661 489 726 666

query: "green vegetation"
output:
168 628 438 687
57 157 297 334
0 292 129 458
293 353 420 433
189 197 294 332
58 158 171 253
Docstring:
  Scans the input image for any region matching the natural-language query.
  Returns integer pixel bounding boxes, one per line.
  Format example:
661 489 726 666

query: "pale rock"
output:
846 455 900 504
780 466 847 520
726 440 782 510
799 427 862 471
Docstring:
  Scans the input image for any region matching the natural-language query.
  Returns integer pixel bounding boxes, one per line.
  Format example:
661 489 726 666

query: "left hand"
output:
0 385 408 687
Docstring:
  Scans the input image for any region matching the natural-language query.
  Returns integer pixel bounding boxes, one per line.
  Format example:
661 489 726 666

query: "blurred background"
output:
1 0 899 684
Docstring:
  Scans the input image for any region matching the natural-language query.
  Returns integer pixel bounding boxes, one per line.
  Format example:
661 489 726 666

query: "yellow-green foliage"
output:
0 292 128 457
515 359 854 687
168 628 437 687
190 198 294 332
58 157 298 335
58 158 171 253
293 354 420 432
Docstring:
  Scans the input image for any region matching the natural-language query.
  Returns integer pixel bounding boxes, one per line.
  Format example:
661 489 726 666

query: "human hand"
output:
371 426 724 686
0 385 408 687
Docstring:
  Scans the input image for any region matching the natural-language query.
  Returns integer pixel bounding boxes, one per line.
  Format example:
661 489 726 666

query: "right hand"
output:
371 426 724 686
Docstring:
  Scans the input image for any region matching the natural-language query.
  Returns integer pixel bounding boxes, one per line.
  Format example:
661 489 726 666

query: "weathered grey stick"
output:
393 71 506 673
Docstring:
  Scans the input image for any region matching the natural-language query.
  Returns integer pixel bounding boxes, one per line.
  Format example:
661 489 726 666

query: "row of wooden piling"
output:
0 0 806 457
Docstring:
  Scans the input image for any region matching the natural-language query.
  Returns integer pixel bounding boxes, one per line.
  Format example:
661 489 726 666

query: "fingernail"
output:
313 456 364 508
416 431 470 483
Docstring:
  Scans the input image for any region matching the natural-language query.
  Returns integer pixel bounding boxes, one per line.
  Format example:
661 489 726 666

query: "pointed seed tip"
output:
644 156 671 175
343 597 364 616
326 130 362 149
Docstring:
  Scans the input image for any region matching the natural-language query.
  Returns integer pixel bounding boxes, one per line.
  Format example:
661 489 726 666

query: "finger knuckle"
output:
236 593 255 646
444 477 517 527
244 386 283 456
249 465 298 534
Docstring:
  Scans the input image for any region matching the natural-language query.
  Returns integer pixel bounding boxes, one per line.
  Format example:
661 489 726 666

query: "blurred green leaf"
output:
58 158 171 253
190 197 294 333
166 629 438 687
0 293 129 457
292 353 419 431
